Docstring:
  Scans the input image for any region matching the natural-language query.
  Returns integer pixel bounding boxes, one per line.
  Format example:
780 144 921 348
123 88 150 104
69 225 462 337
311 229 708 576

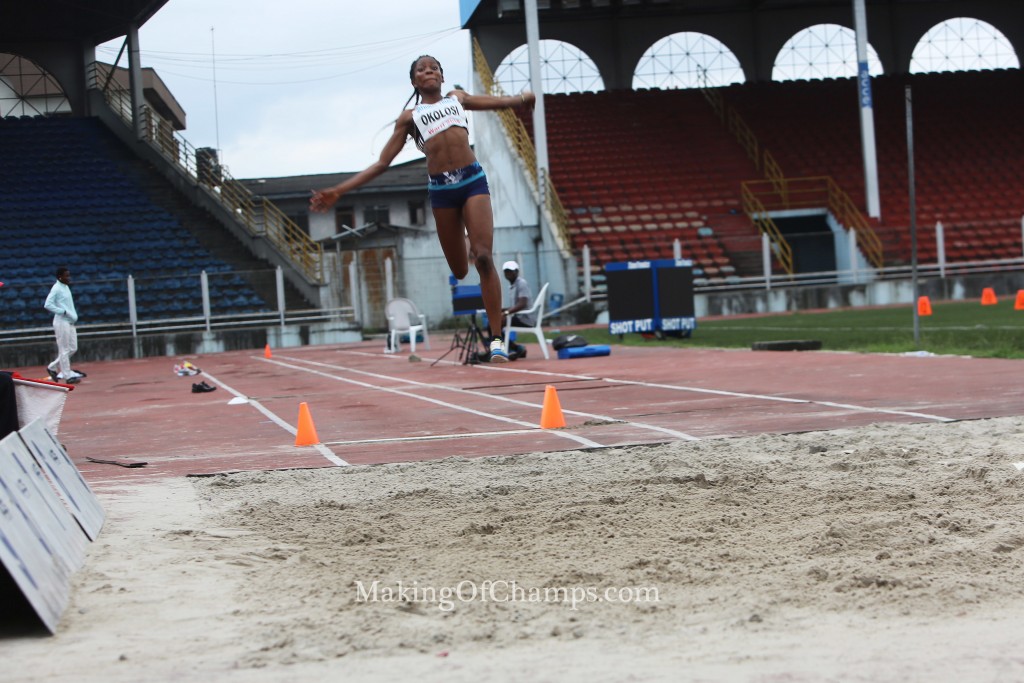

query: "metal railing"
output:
88 62 325 285
742 176 885 269
740 183 795 275
0 268 354 346
727 107 761 171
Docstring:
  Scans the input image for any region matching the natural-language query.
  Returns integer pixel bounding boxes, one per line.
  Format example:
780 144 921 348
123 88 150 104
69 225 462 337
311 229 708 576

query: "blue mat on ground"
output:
557 344 611 360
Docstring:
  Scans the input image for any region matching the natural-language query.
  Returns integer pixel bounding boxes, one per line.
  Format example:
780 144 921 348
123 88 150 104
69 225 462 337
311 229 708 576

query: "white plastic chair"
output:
385 298 431 354
504 282 550 359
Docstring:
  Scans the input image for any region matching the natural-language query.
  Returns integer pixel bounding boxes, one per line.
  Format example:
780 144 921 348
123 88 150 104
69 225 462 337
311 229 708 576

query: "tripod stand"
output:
431 314 489 366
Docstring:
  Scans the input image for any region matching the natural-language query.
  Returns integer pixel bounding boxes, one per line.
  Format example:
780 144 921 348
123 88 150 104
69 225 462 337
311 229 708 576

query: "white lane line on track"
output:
199 370 349 467
408 353 958 423
276 358 700 444
256 356 608 448
324 428 540 447
286 357 700 441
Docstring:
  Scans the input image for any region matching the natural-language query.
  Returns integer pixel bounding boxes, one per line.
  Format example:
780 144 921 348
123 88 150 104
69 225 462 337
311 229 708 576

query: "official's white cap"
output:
501 260 519 271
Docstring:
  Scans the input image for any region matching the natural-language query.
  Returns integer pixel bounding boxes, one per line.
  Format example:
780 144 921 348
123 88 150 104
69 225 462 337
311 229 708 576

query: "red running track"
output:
17 337 1024 489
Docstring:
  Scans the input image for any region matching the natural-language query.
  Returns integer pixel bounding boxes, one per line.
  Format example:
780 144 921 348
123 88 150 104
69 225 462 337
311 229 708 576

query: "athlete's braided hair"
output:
405 55 443 151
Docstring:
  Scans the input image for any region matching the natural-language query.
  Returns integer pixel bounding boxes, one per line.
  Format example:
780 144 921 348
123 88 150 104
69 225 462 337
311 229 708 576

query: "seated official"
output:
500 261 536 359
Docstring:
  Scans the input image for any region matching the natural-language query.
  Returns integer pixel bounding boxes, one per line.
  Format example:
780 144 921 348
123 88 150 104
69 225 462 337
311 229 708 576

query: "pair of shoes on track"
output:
192 381 217 393
47 368 86 382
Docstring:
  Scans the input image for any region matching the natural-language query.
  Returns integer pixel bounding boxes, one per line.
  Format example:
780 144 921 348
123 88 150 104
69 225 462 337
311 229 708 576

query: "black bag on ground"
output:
552 334 588 351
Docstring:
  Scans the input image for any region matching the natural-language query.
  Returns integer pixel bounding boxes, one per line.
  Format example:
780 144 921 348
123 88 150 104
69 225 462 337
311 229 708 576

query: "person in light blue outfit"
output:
43 266 83 384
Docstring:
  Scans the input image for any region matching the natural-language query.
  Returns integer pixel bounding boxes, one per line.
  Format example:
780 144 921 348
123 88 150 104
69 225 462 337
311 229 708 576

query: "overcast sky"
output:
99 0 478 180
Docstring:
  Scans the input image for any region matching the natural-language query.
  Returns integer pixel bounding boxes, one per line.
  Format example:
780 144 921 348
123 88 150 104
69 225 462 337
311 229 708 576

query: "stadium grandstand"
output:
2 0 1023 368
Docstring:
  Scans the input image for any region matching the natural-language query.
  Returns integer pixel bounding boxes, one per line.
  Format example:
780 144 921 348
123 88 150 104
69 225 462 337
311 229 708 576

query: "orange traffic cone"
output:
295 402 320 446
540 385 566 429
917 295 932 317
264 343 273 358
981 287 998 305
1015 290 1024 311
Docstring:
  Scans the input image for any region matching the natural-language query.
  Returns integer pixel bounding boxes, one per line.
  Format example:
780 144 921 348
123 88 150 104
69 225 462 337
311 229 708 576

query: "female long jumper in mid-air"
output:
310 54 536 362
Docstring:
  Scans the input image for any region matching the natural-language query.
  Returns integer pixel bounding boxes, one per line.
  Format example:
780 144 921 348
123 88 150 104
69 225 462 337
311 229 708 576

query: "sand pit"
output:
6 416 1024 682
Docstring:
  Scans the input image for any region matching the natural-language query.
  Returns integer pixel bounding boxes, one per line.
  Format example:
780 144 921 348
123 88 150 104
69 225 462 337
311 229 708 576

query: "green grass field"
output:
553 299 1024 359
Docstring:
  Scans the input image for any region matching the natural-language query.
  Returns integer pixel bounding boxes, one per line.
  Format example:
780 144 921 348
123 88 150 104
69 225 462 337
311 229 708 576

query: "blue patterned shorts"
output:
427 162 490 209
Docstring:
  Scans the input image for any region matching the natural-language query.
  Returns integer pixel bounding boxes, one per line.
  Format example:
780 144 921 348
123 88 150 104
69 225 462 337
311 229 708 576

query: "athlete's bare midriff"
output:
420 125 476 175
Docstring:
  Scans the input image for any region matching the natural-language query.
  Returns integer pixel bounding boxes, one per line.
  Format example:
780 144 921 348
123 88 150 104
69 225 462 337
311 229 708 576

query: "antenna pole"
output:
211 27 221 156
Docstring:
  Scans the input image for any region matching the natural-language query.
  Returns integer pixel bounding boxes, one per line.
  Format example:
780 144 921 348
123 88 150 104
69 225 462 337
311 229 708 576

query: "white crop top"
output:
412 96 469 144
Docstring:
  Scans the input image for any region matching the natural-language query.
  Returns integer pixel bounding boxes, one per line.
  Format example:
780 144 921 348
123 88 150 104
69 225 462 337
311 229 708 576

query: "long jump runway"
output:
31 338 1024 488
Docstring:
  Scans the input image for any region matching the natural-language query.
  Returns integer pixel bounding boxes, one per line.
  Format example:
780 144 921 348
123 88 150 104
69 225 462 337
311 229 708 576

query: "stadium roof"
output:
464 0 1023 85
0 0 168 45
461 0 965 27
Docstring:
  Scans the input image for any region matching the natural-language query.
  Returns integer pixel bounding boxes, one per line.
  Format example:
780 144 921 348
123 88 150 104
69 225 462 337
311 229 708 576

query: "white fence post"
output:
848 229 858 283
200 270 211 332
275 266 285 329
127 275 137 338
762 232 772 291
582 244 592 302
385 257 394 303
348 260 361 323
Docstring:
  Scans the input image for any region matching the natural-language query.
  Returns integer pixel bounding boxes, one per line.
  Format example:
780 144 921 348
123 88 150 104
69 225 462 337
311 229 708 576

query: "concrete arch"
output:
0 44 89 115
0 52 74 117
632 31 746 90
879 2 1024 74
771 23 885 81
494 39 604 94
910 16 1020 72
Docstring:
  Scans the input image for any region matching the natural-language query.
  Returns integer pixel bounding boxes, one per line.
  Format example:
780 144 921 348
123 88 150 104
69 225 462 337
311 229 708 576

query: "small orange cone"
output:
917 295 932 317
1015 290 1024 311
981 287 998 306
540 385 566 429
264 343 273 358
295 402 320 446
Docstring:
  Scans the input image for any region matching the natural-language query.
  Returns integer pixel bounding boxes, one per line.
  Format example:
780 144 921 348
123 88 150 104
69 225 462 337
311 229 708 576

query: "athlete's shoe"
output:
489 336 509 363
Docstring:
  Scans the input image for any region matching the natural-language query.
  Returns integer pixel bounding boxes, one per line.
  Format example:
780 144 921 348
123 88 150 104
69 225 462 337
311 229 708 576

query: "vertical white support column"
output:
275 266 286 329
853 0 881 219
200 270 211 331
523 0 549 195
935 221 946 278
673 239 682 260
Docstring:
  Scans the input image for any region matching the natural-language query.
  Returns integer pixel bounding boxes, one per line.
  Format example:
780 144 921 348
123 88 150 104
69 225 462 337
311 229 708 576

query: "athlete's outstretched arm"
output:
451 89 535 113
310 110 414 212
